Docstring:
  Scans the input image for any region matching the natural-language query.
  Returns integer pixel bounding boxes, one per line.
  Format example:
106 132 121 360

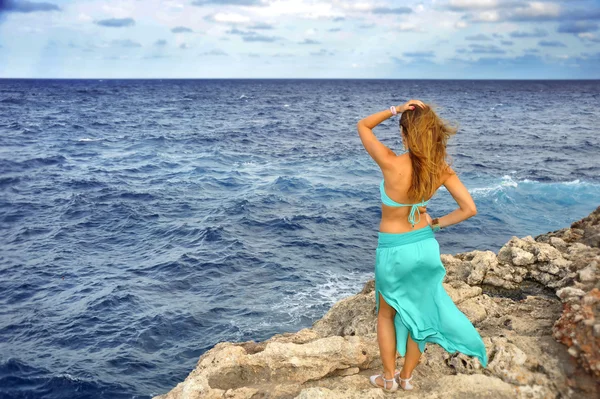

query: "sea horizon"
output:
2 77 600 81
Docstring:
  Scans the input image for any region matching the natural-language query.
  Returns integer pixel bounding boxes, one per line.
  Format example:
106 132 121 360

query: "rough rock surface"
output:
154 206 600 399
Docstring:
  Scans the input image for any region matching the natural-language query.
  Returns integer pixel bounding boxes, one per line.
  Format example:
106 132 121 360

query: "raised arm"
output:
432 167 477 229
356 99 424 169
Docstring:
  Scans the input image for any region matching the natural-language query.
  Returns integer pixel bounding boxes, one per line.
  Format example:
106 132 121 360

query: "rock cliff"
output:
154 206 600 399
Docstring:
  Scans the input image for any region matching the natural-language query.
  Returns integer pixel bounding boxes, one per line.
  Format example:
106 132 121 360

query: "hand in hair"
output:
397 99 425 113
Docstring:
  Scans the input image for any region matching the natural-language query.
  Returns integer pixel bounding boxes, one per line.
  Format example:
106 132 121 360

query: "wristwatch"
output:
431 218 441 232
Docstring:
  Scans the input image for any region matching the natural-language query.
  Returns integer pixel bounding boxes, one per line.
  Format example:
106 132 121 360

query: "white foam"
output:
77 138 103 142
269 268 367 323
470 176 598 199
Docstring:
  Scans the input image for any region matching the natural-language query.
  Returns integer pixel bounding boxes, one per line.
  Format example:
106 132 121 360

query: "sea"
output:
0 79 599 398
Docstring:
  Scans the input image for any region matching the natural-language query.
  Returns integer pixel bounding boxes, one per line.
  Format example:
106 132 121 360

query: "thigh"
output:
378 291 397 319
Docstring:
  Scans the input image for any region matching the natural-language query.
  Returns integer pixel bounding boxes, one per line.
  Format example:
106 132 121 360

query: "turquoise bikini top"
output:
380 179 429 227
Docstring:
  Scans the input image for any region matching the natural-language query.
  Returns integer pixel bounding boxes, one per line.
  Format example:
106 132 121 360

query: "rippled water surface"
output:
1 79 599 398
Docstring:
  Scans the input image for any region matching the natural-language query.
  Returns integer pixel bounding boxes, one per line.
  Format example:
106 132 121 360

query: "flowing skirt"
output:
374 225 488 368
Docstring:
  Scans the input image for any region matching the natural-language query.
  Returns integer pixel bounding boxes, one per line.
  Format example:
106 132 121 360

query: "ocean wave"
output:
76 137 104 142
0 358 140 399
469 175 599 199
0 97 25 104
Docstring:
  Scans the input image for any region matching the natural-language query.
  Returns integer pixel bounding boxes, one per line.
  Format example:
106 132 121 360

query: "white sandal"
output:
398 374 414 390
369 372 399 392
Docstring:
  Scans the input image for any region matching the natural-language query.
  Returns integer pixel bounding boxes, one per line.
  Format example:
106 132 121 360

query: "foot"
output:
371 373 395 388
369 371 399 391
375 370 401 384
397 372 414 390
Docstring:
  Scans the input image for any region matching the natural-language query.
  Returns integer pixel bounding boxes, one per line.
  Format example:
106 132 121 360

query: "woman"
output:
356 99 488 392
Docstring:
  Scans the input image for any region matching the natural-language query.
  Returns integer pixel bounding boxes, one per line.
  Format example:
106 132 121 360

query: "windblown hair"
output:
399 103 457 202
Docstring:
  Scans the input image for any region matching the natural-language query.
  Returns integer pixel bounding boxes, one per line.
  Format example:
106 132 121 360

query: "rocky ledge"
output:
154 206 600 399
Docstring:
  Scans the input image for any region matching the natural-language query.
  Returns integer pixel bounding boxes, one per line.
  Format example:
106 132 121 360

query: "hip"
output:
377 224 436 249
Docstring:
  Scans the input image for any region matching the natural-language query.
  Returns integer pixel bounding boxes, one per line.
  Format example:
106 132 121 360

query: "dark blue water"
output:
0 79 599 398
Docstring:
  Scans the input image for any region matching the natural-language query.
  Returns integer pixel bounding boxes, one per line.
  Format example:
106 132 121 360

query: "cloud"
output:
557 21 599 34
248 22 273 30
397 23 424 32
332 17 345 22
469 43 506 54
95 18 135 28
371 7 412 14
143 54 171 59
171 26 193 33
393 52 437 65
465 33 491 40
538 40 567 47
104 55 129 61
576 51 600 61
458 2 600 23
299 38 320 45
191 0 264 6
111 39 142 48
328 27 341 32
154 39 167 47
503 2 561 21
509 28 548 38
200 49 228 56
226 28 245 35
0 0 60 13
578 33 600 43
452 53 546 69
445 0 519 11
244 34 279 42
226 27 280 42
205 12 250 23
310 48 335 56
403 51 435 58
500 40 513 45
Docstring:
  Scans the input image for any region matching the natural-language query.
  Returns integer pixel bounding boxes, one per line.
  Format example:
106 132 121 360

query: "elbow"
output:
356 120 364 131
462 205 477 218
468 206 477 218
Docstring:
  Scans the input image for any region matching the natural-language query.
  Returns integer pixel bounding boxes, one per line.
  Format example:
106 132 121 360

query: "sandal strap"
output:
399 375 413 381
379 374 396 389
383 376 394 389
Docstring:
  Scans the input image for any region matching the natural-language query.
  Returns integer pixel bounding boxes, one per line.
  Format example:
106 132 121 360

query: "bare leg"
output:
399 331 422 388
373 292 400 387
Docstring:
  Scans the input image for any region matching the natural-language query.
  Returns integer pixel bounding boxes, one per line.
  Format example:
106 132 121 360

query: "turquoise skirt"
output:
375 225 488 368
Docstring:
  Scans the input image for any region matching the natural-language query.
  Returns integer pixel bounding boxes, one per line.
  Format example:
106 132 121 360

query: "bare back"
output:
379 153 454 233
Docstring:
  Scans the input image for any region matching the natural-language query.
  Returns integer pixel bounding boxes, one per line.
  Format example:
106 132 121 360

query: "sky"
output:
0 0 599 79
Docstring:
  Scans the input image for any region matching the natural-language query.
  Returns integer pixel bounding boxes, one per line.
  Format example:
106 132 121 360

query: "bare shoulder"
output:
382 152 410 174
439 165 457 186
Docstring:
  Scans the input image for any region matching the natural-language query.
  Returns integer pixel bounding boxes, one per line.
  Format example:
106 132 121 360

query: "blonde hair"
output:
399 102 457 202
